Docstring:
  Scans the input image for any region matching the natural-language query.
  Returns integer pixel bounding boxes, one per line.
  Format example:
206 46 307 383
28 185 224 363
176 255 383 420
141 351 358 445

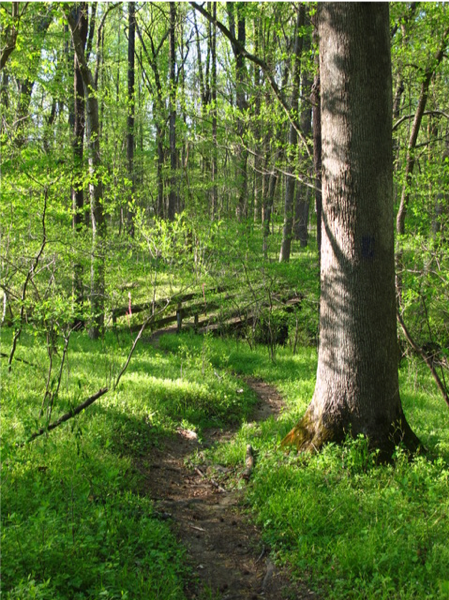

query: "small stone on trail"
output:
177 428 198 440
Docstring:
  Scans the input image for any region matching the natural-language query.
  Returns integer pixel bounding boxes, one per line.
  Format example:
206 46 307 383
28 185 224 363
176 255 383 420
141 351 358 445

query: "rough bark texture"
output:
282 3 419 456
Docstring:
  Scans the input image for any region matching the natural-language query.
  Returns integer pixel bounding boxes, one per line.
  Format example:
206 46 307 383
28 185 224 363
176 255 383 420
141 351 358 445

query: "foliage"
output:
2 318 449 599
0 328 257 598
191 336 449 600
1 2 449 598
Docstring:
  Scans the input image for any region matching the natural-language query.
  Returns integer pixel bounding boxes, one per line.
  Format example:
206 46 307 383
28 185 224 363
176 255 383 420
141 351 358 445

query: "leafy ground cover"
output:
2 327 449 599
1 328 257 599
177 335 449 600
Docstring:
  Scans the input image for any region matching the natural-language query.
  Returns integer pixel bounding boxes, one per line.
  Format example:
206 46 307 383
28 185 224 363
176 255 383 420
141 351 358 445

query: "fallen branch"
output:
187 523 206 533
397 311 449 410
26 387 109 444
1 351 37 367
113 299 170 390
24 300 169 445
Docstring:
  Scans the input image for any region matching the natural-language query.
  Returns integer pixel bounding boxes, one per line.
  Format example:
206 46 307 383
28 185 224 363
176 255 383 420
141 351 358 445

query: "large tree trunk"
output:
282 3 419 456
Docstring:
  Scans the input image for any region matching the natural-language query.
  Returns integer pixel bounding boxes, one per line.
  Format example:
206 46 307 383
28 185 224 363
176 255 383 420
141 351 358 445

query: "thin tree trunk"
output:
294 17 313 248
229 3 248 220
135 21 166 218
279 5 305 262
168 2 177 221
395 27 448 305
126 2 136 236
0 2 21 71
71 5 87 329
262 146 279 259
396 28 448 236
14 8 52 147
311 68 322 259
253 16 262 224
211 2 218 219
66 6 105 340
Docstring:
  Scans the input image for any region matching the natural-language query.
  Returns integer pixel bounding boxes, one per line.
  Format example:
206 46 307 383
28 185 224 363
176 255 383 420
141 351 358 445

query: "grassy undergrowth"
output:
2 327 449 599
1 328 257 599
160 333 449 600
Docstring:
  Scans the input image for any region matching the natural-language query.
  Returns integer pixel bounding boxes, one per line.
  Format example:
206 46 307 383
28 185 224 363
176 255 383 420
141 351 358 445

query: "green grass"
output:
2 326 449 600
182 335 449 600
0 329 257 599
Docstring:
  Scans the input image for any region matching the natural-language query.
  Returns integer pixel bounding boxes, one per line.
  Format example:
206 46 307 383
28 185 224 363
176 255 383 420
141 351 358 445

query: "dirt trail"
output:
137 376 317 599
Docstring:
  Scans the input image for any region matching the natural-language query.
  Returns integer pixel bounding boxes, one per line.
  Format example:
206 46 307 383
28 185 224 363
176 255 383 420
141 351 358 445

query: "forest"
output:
1 2 449 599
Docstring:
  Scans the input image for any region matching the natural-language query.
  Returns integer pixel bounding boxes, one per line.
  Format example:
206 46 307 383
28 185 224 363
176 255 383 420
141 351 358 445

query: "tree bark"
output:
211 2 218 219
0 2 21 71
126 1 136 236
229 2 248 221
294 16 313 248
252 16 262 224
135 20 166 218
66 6 105 340
396 27 449 236
168 2 178 221
279 5 305 263
71 4 87 329
282 3 419 456
311 23 322 260
262 147 279 259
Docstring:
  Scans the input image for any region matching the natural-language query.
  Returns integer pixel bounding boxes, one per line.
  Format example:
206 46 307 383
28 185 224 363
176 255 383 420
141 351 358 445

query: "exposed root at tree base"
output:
281 408 422 460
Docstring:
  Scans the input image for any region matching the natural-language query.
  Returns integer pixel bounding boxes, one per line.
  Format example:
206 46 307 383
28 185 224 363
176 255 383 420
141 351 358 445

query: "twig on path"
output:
256 546 266 564
187 523 206 532
194 466 227 493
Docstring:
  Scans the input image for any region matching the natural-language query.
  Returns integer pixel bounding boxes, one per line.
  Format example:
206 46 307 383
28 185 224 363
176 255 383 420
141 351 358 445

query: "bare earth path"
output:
136 375 317 599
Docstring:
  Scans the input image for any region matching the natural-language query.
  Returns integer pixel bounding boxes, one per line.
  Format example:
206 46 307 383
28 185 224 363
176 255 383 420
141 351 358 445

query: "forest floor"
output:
136 331 318 600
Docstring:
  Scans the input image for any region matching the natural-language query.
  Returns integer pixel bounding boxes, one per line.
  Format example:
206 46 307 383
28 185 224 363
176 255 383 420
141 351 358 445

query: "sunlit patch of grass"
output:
189 335 449 600
1 327 261 598
2 321 449 600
